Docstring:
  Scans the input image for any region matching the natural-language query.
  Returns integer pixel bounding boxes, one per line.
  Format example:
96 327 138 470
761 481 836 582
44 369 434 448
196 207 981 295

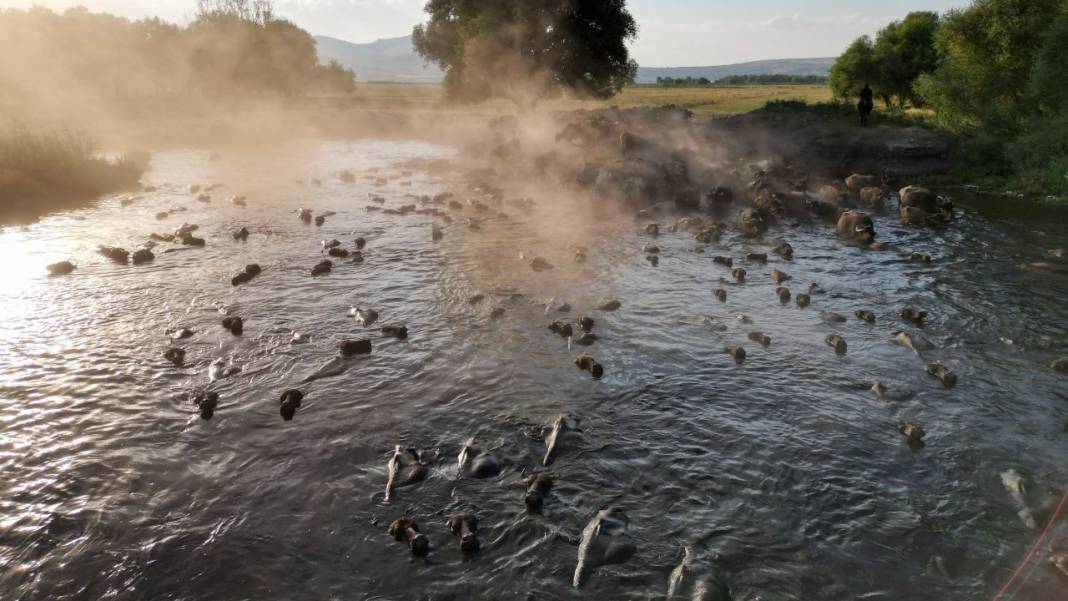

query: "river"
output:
1 138 1066 600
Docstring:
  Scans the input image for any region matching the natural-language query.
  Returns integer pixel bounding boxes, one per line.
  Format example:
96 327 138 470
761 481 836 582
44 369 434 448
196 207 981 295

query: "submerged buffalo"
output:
736 208 767 238
900 186 953 226
752 193 784 221
388 517 429 557
457 439 501 479
667 546 732 601
859 187 885 210
836 210 876 244
845 173 881 192
525 473 554 513
47 261 76 276
447 513 480 555
574 507 637 588
385 446 429 502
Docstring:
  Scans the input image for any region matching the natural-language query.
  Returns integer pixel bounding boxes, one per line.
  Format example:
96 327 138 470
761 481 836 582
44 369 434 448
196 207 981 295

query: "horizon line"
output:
313 34 837 69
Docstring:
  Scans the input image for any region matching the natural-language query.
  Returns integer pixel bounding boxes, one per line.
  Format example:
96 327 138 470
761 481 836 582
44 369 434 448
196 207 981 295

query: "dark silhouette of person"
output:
858 83 874 126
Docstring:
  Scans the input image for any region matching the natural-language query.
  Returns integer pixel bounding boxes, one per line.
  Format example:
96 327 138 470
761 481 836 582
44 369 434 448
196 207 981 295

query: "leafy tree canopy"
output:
412 0 638 106
829 12 938 107
915 0 1066 134
913 0 1068 190
0 0 355 105
872 11 939 106
828 36 878 100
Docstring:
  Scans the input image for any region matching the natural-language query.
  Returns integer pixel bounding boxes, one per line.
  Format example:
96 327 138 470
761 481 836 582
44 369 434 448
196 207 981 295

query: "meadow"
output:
339 83 834 120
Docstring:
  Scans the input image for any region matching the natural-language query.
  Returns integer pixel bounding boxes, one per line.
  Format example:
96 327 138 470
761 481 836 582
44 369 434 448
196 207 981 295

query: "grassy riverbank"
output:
0 127 146 224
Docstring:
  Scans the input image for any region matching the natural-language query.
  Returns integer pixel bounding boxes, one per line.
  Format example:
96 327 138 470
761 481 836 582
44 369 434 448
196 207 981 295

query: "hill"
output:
635 58 834 84
314 34 834 85
314 35 443 82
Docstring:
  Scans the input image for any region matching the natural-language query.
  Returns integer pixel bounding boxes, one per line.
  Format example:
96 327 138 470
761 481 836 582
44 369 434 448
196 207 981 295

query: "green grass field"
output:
339 83 834 120
561 84 834 119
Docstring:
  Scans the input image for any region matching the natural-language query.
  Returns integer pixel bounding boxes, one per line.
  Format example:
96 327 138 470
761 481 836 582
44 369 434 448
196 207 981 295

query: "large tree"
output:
872 11 939 107
915 0 1066 134
187 0 355 95
830 11 939 108
412 0 638 107
828 36 880 102
913 0 1068 188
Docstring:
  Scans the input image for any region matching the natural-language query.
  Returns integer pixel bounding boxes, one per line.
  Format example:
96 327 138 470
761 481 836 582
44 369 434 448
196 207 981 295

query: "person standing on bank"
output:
858 83 874 126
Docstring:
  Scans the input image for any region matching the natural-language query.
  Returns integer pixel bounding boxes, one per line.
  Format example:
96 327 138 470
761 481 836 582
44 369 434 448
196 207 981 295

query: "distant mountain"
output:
314 34 833 85
635 58 834 84
314 35 443 82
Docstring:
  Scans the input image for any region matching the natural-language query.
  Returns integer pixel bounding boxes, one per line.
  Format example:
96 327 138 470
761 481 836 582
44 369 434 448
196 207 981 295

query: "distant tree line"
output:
654 74 827 87
655 76 712 86
831 0 1068 193
714 74 828 85
0 0 355 106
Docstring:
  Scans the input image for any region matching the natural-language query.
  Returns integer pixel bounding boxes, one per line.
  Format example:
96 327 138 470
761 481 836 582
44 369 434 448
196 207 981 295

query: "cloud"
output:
630 11 892 66
763 13 883 30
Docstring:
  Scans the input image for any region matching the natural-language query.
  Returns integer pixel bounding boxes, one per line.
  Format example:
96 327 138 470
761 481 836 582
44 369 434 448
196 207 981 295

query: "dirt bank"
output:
705 102 954 179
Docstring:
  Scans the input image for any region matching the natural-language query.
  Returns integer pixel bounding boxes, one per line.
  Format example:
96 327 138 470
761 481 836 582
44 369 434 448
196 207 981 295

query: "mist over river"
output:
1 138 1066 601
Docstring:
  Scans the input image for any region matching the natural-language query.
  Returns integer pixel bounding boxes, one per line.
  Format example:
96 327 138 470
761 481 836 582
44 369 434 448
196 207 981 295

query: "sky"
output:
0 0 966 66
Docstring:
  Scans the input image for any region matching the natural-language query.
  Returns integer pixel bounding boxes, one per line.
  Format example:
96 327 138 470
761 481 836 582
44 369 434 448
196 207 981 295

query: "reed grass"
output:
0 125 145 223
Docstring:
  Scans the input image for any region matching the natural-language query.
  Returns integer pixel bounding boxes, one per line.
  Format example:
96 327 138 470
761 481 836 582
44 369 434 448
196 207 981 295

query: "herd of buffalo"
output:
37 105 1068 597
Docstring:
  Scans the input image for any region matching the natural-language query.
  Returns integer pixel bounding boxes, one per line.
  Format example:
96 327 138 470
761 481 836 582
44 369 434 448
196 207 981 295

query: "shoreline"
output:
4 95 1061 226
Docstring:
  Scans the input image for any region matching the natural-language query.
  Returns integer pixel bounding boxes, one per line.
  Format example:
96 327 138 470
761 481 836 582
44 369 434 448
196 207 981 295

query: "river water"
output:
1 138 1066 601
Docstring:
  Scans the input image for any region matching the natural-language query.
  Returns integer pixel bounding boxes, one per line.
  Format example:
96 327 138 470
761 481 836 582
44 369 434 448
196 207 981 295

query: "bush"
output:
0 126 145 222
1009 114 1068 195
913 0 1068 194
919 0 1064 136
